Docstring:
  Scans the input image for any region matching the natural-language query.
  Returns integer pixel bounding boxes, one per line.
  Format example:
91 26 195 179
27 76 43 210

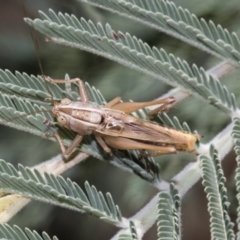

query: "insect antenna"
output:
20 0 54 104
8 0 58 135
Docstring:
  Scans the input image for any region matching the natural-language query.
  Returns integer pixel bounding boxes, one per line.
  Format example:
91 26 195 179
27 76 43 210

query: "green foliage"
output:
80 0 240 66
158 112 193 133
129 221 138 240
0 159 123 226
0 224 58 240
200 146 235 240
232 118 240 238
0 0 240 239
0 70 67 102
25 10 237 113
118 235 133 240
157 183 180 240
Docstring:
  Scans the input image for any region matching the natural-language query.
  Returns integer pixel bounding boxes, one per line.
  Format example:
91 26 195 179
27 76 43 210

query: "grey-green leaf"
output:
200 146 235 240
79 0 240 66
0 160 123 226
25 13 236 113
0 224 58 240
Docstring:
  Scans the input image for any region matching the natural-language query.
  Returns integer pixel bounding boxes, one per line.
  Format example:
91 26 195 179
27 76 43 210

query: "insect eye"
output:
61 98 71 105
57 116 67 126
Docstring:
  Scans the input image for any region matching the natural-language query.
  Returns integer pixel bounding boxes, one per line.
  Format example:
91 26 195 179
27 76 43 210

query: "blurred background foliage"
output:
0 0 239 239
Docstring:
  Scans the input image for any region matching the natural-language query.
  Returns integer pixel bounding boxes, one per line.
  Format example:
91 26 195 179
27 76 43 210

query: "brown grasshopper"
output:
18 1 200 158
43 76 201 158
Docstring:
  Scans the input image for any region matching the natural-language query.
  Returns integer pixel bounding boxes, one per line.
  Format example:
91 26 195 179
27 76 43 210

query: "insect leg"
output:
103 136 177 154
148 103 173 118
138 149 155 173
95 134 112 154
44 76 89 103
104 97 121 108
108 97 175 114
53 132 83 155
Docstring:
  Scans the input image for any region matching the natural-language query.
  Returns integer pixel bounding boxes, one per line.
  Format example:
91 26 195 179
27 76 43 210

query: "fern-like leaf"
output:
0 70 79 103
200 146 235 240
158 112 192 133
157 183 180 240
24 11 237 113
0 159 124 226
129 221 138 240
80 0 240 66
0 224 58 240
232 118 240 238
118 234 133 240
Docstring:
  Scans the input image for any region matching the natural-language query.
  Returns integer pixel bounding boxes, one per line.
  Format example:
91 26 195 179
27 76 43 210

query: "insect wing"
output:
97 113 190 144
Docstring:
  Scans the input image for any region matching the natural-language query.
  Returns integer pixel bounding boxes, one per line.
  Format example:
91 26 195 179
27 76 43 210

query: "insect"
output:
18 1 201 159
42 76 201 158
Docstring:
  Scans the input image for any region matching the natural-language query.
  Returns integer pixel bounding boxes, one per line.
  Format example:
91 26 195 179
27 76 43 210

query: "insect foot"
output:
43 119 53 126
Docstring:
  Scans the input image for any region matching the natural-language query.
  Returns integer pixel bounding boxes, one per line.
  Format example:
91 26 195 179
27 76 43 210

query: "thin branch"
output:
208 61 236 79
34 152 89 175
